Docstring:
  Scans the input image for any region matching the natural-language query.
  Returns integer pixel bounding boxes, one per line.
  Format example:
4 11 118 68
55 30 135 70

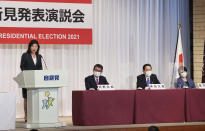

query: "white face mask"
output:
94 71 101 77
181 72 187 78
145 71 152 77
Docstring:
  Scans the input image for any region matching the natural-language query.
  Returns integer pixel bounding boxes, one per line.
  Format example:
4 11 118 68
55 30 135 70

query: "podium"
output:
14 70 68 128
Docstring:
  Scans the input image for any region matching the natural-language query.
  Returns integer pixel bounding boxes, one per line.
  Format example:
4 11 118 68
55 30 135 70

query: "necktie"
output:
96 78 99 85
147 78 150 87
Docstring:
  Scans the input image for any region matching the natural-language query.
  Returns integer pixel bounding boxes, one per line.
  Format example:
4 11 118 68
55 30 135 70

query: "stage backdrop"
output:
0 0 190 117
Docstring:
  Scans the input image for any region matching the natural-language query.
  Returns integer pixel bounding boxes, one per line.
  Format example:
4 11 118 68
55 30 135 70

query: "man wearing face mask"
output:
176 66 196 88
85 64 109 90
137 64 160 89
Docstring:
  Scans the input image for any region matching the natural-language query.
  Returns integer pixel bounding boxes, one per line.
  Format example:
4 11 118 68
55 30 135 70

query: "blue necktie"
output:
147 78 150 87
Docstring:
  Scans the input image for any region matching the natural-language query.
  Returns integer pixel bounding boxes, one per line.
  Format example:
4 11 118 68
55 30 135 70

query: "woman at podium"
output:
20 39 43 122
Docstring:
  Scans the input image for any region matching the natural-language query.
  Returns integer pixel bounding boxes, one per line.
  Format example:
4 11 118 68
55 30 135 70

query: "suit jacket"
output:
20 52 43 71
176 77 196 88
85 75 109 90
137 74 160 89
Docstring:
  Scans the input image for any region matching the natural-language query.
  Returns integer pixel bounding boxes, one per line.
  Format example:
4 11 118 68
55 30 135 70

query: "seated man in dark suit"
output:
85 64 109 90
137 64 160 89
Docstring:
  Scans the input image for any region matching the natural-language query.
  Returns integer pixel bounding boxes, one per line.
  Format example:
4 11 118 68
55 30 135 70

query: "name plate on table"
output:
97 85 115 90
149 84 166 90
197 83 205 89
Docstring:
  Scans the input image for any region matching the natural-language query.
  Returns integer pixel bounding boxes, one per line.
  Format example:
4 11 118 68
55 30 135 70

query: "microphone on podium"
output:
41 56 48 70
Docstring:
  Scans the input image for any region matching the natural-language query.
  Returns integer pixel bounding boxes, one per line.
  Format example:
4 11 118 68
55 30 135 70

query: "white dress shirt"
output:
32 57 37 65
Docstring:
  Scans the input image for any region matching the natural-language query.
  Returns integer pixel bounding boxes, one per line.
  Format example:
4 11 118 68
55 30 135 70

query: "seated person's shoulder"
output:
187 78 194 83
151 74 159 80
85 75 93 80
177 77 182 82
137 74 144 78
151 73 158 77
100 75 109 84
100 75 107 79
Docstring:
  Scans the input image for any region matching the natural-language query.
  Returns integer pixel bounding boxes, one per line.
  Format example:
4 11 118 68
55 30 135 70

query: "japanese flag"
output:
171 27 184 87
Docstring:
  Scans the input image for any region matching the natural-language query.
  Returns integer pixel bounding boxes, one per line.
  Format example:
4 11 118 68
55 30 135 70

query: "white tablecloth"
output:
0 93 16 130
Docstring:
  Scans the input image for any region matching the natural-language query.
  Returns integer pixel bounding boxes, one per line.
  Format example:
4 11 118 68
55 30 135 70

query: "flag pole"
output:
171 24 181 87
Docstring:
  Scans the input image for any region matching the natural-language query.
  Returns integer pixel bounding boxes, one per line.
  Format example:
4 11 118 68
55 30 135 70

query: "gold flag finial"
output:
178 24 181 30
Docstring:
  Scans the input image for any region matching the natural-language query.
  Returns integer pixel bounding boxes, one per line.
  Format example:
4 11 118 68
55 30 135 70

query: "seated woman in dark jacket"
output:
176 66 196 88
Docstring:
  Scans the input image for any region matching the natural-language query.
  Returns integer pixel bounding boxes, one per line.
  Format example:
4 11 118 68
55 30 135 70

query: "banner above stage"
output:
0 0 92 44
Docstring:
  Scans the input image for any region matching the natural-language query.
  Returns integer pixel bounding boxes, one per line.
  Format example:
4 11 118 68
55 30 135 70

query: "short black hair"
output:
93 64 103 70
26 39 40 55
178 66 188 74
148 126 160 131
30 129 38 131
183 66 187 72
143 64 152 70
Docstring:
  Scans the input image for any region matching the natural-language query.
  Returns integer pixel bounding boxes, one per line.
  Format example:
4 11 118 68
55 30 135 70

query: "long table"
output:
186 89 205 122
72 89 205 126
134 89 185 124
72 90 135 126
